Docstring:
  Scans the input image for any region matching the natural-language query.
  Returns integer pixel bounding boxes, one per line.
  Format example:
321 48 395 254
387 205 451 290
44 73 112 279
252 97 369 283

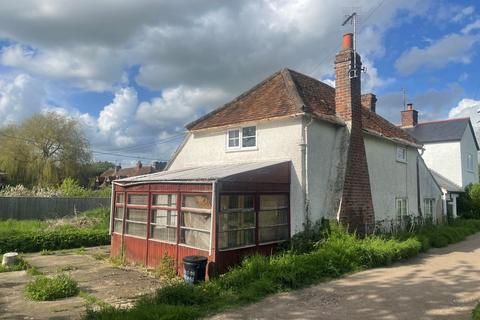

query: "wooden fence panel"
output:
0 197 110 220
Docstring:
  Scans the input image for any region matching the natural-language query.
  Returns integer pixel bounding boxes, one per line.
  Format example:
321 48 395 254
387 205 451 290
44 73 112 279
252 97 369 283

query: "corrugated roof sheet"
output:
404 118 471 144
430 170 463 193
115 160 288 184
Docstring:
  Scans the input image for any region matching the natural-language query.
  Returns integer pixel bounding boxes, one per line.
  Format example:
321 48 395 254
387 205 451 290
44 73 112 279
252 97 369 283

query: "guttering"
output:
113 180 216 187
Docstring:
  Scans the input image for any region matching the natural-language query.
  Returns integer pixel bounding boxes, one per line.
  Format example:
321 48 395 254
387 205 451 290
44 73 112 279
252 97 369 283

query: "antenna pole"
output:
402 88 406 110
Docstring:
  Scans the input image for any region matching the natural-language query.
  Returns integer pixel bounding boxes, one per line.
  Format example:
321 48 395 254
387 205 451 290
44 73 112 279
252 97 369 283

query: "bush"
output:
0 256 29 273
458 183 480 219
154 253 177 280
473 303 480 320
25 273 79 301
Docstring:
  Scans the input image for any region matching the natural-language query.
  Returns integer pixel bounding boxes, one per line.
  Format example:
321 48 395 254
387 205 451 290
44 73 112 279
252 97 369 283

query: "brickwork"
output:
401 103 418 127
335 45 375 234
361 93 377 113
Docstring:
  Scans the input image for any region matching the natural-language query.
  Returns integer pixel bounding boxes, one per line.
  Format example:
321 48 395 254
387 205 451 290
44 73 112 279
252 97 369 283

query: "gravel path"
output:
210 232 480 320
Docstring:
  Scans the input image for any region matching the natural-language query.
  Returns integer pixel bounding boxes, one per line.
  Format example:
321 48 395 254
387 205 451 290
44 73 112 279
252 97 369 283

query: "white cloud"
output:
448 98 480 119
395 33 477 75
452 5 475 23
0 73 45 125
462 19 480 34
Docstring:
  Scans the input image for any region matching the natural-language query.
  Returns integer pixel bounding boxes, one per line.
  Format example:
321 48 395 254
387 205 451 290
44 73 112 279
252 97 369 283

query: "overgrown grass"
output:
25 273 79 301
473 303 480 320
86 219 480 320
0 207 110 254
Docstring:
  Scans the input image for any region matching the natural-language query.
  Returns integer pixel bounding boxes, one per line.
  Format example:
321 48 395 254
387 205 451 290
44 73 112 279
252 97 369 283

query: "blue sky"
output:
0 0 479 166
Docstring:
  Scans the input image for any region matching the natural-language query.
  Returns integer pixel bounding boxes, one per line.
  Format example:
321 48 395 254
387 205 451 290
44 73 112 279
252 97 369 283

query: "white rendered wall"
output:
421 141 462 187
306 120 345 222
364 135 441 221
418 157 443 221
460 128 479 187
168 117 306 234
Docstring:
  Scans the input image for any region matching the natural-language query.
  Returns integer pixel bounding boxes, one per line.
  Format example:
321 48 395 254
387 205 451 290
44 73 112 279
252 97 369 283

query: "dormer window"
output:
226 126 257 150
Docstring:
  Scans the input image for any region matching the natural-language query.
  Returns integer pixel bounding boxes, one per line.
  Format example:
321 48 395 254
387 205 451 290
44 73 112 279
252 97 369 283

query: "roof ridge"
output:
286 68 335 90
417 117 470 125
280 68 306 112
185 69 284 130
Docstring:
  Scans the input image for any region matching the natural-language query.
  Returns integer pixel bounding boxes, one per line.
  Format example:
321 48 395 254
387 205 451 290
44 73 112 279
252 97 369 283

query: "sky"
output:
0 0 479 166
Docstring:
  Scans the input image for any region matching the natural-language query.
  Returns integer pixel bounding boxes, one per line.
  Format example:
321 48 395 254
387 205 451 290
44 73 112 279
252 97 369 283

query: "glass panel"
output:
113 219 123 233
220 194 254 211
242 126 256 137
228 130 240 148
126 222 147 237
219 211 255 231
127 208 148 222
151 225 177 242
180 229 210 250
182 195 212 209
116 193 124 204
114 207 124 219
181 211 211 231
260 194 288 210
152 209 177 226
219 229 255 249
128 194 148 205
242 137 256 147
152 194 177 207
258 209 288 226
259 225 289 243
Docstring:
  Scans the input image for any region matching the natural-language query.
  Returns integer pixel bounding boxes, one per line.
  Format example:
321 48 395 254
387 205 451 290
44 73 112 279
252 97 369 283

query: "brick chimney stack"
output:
361 93 377 113
335 33 375 234
400 103 418 127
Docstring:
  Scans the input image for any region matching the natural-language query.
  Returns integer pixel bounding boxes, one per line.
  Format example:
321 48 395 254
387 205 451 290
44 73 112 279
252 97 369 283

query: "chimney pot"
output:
342 33 353 50
407 103 413 110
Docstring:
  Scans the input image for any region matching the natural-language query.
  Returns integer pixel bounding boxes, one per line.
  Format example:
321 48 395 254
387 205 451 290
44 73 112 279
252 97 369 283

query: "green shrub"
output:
25 273 79 301
154 253 177 280
0 256 29 272
472 303 480 320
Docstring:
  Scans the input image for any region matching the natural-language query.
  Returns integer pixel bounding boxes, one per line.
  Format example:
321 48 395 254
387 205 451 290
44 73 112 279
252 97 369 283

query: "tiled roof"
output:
430 170 463 193
187 68 418 145
403 118 479 150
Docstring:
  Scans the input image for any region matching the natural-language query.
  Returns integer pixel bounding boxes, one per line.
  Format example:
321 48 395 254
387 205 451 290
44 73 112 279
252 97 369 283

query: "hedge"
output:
0 228 110 254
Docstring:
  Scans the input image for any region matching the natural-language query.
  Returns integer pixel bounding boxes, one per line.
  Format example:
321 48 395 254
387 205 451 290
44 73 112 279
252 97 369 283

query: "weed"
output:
26 266 43 276
75 247 87 255
0 256 29 273
79 291 111 309
473 303 480 320
25 273 79 301
40 249 55 256
154 253 177 280
57 265 77 272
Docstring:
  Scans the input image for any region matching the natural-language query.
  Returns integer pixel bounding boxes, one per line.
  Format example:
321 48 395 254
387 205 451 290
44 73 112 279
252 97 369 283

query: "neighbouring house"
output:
400 104 479 218
96 161 166 187
110 33 442 274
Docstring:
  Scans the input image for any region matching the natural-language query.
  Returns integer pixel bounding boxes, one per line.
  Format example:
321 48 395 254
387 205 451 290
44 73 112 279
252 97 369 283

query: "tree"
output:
0 112 91 186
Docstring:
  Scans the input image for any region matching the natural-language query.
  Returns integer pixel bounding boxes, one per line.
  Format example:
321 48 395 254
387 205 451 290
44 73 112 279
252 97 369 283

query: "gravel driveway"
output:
211 232 480 320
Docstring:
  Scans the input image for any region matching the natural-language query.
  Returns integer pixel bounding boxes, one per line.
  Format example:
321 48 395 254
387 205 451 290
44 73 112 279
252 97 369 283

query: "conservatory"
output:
110 161 291 275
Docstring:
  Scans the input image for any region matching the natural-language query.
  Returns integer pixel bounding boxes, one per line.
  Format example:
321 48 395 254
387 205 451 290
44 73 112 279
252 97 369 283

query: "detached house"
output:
110 34 442 274
400 105 479 217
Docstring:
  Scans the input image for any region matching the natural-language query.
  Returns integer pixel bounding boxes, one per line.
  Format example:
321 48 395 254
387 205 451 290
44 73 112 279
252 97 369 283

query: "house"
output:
400 104 479 218
96 161 166 187
110 33 442 274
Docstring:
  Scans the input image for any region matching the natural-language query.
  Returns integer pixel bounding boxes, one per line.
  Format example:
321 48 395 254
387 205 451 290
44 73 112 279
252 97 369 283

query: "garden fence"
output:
0 197 110 220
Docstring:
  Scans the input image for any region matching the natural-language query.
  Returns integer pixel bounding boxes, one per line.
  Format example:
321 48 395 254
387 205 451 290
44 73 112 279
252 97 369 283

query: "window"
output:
218 194 255 250
113 193 124 234
258 194 289 244
467 153 474 172
396 198 408 219
180 194 212 250
151 194 177 243
396 146 407 163
226 126 256 150
424 198 435 217
125 193 148 238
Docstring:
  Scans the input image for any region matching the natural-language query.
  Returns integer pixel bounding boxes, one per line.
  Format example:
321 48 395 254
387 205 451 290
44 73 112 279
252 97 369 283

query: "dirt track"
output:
211 232 480 320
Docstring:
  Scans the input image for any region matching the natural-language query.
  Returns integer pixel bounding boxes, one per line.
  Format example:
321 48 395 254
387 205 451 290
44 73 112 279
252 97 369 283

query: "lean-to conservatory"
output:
110 161 291 275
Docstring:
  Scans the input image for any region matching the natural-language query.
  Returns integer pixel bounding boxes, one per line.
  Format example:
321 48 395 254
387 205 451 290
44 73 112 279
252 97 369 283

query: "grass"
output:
0 207 110 254
25 273 79 301
80 291 111 309
473 303 480 320
85 218 480 320
0 256 29 273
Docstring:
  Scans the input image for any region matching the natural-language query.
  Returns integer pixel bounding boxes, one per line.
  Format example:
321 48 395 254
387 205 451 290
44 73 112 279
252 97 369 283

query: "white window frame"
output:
395 197 408 220
396 146 407 163
423 198 435 217
467 153 474 172
226 126 257 151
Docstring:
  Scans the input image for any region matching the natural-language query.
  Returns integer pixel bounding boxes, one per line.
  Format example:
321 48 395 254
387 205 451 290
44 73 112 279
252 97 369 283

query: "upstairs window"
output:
467 153 474 172
226 126 256 150
396 146 407 163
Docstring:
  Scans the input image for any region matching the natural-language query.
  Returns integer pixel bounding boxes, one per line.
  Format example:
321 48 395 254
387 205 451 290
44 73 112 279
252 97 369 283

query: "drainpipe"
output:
301 108 313 225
